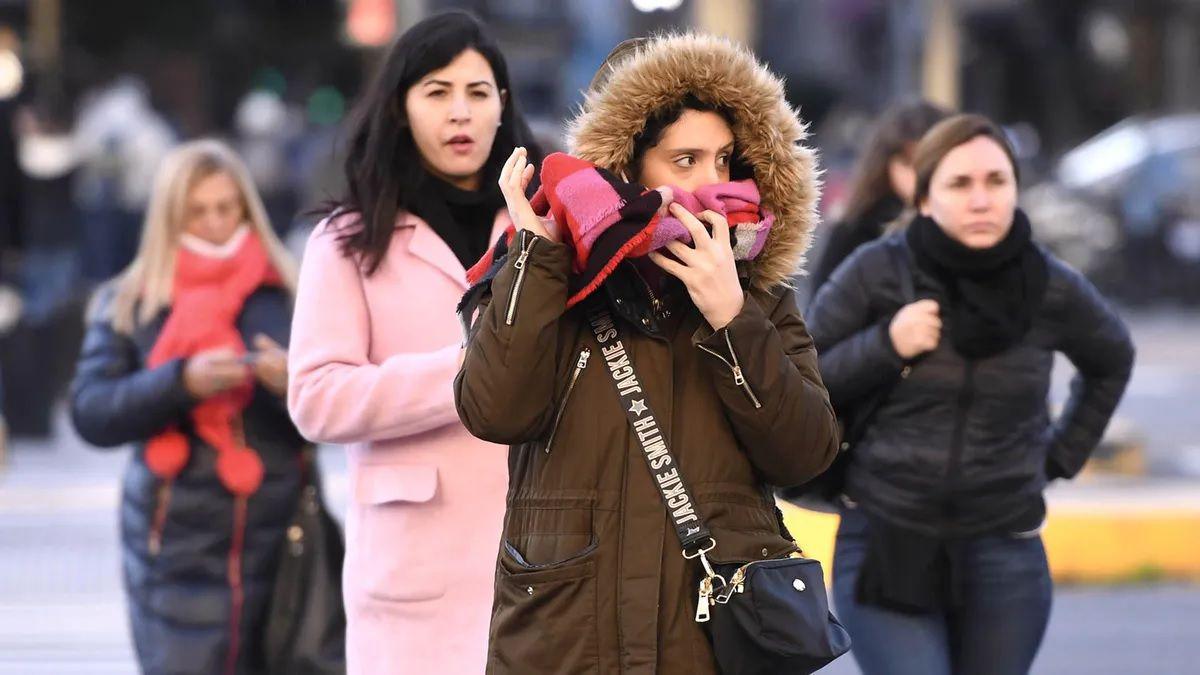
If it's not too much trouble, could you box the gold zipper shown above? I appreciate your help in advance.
[717,551,806,602]
[545,347,591,453]
[505,230,539,326]
[629,261,670,320]
[696,329,762,409]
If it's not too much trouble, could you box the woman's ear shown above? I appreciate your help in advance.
[918,197,930,217]
[499,89,508,127]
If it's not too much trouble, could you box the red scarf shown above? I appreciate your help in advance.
[144,230,282,496]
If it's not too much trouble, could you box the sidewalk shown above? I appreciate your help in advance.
[781,474,1200,585]
[0,416,348,675]
[2,417,1198,673]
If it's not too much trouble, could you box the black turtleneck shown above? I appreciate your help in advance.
[408,175,506,271]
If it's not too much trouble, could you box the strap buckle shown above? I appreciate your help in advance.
[681,536,716,560]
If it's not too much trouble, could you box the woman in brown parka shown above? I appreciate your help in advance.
[455,33,839,674]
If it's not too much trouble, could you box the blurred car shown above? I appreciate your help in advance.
[1047,114,1200,305]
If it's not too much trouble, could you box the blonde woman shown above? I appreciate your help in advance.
[69,140,322,674]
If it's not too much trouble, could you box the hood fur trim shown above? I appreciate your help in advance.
[566,32,821,288]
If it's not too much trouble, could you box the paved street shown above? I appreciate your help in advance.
[2,309,1198,673]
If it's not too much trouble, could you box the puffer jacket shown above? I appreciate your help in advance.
[70,285,307,675]
[807,233,1135,536]
[454,33,839,674]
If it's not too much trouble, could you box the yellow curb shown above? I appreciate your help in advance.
[779,502,1200,584]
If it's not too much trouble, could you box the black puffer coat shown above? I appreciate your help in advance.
[70,286,306,675]
[808,197,903,294]
[808,233,1134,536]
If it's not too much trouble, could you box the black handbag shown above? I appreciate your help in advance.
[587,305,851,675]
[780,240,916,512]
[263,449,347,675]
[709,556,850,675]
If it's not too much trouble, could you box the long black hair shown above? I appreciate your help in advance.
[334,10,541,275]
[840,99,949,224]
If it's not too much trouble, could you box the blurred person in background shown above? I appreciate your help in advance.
[1,93,85,439]
[286,11,540,674]
[808,114,1134,675]
[69,140,317,674]
[235,90,304,238]
[0,96,15,463]
[455,34,838,673]
[73,75,176,282]
[809,100,950,293]
[14,93,81,324]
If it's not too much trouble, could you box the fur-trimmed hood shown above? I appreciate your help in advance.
[566,32,821,288]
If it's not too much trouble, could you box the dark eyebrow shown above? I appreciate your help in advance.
[421,79,494,89]
[666,142,735,155]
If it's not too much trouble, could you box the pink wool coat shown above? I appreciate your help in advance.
[288,211,509,674]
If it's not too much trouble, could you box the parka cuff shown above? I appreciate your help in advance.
[166,357,200,410]
[874,320,905,368]
[691,290,768,356]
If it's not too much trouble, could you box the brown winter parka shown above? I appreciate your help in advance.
[455,33,839,674]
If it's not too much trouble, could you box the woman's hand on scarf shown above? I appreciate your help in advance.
[500,147,559,243]
[648,203,744,329]
[183,347,249,399]
[250,334,288,397]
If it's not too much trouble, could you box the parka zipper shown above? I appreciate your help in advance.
[696,329,762,409]
[148,481,172,556]
[505,229,539,326]
[545,348,591,453]
[943,360,977,514]
[223,495,249,675]
[626,260,671,321]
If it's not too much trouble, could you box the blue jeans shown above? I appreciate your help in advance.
[832,506,1052,675]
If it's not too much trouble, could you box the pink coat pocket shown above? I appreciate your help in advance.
[350,464,447,602]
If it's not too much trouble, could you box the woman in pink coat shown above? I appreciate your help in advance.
[287,12,541,674]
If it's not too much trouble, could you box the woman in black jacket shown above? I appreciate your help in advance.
[69,140,324,674]
[809,100,948,294]
[808,114,1134,675]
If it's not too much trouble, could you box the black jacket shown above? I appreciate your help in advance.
[808,198,904,295]
[808,234,1134,536]
[70,285,306,675]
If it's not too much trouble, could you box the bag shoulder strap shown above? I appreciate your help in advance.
[586,305,714,558]
[889,237,915,304]
[843,238,916,448]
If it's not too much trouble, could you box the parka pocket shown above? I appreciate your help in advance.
[504,497,597,567]
[488,497,600,673]
[490,540,600,674]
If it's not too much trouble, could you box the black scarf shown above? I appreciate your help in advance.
[856,513,968,614]
[409,175,505,271]
[905,209,1048,359]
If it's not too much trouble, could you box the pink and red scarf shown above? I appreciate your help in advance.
[466,152,773,308]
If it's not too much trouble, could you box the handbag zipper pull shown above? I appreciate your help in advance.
[695,576,713,623]
[695,588,711,623]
